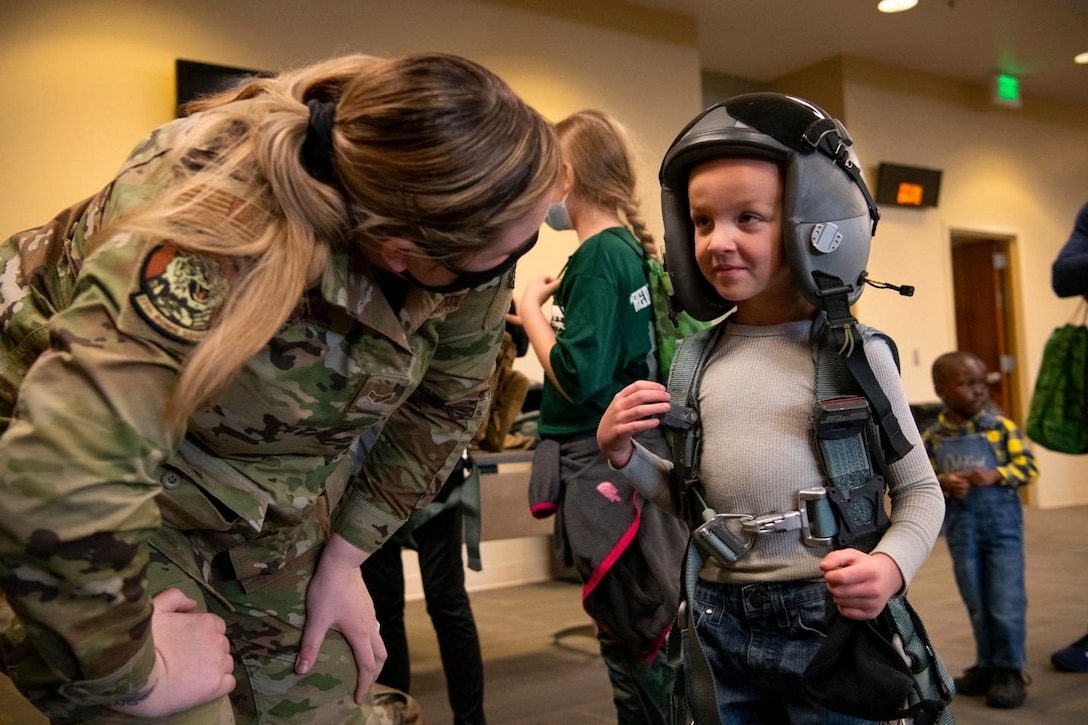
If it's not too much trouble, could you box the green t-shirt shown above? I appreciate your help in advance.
[539,227,655,437]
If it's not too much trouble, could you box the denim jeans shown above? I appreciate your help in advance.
[944,484,1027,670]
[688,578,876,725]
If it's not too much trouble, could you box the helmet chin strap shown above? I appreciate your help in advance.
[812,271,858,331]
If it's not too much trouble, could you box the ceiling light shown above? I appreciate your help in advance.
[878,0,919,12]
[1075,52,1088,65]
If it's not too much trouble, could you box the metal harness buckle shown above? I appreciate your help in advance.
[695,487,840,566]
[798,488,836,546]
[742,510,803,534]
[693,513,753,566]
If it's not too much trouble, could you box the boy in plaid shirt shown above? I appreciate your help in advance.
[922,350,1038,709]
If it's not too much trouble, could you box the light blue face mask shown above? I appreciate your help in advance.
[544,197,573,231]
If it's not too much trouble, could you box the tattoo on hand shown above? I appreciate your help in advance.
[109,681,155,707]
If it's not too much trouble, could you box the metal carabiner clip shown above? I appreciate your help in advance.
[693,513,754,565]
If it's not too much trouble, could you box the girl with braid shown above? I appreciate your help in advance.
[520,110,688,725]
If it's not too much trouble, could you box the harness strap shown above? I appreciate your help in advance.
[667,539,721,725]
[838,326,913,462]
[885,596,956,724]
[812,277,913,463]
[812,317,892,550]
[664,323,726,525]
[810,319,955,721]
[662,324,724,725]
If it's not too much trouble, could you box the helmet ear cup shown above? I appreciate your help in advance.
[783,153,874,308]
[661,186,734,322]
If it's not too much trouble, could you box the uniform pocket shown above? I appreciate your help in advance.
[156,464,238,531]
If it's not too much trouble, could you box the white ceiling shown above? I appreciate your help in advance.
[628,0,1088,108]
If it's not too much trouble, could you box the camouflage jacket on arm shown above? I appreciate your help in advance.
[0,114,509,706]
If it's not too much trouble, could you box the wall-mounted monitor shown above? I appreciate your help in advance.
[874,162,943,208]
[175,59,268,116]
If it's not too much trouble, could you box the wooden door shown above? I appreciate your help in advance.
[950,236,1019,420]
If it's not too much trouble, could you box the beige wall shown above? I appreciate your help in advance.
[1,2,1086,524]
[0,0,701,234]
[837,61,1088,509]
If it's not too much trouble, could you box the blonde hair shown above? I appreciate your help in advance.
[555,110,658,260]
[115,53,560,423]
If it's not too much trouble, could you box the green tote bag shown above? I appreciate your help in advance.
[1027,301,1088,454]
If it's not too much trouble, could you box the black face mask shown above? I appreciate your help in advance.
[404,231,538,295]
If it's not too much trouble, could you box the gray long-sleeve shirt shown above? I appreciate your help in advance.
[620,319,945,588]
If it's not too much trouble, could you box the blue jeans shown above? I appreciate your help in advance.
[944,484,1027,670]
[688,578,876,724]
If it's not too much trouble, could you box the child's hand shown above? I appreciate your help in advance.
[819,550,904,621]
[522,276,560,307]
[938,472,970,499]
[964,468,1001,487]
[597,380,671,468]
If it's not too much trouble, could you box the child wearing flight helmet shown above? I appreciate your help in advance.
[597,94,947,723]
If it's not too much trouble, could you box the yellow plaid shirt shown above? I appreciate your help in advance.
[921,409,1039,488]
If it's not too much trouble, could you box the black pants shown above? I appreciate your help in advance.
[362,469,486,725]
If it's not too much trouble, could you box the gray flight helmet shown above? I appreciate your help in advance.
[659,93,880,321]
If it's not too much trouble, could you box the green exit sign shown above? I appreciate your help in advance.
[993,73,1022,108]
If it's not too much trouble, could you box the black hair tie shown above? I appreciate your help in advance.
[300,99,340,188]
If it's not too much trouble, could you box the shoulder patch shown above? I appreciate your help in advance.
[131,244,233,342]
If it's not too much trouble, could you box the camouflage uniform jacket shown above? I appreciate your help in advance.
[0,115,510,706]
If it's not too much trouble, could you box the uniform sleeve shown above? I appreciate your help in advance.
[333,274,513,553]
[863,337,946,586]
[0,236,192,705]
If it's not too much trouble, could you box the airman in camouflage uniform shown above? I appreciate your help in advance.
[0,52,559,723]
